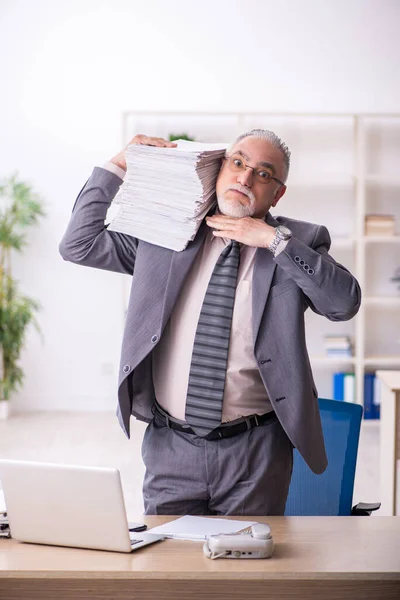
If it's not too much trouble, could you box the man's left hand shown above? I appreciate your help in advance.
[206,215,276,248]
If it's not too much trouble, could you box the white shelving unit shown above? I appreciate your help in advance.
[122,111,400,407]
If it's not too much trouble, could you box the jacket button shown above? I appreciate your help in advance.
[299,260,305,266]
[308,268,315,275]
[151,335,158,343]
[294,256,301,262]
[123,365,131,373]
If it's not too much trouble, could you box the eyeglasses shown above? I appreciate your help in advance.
[223,154,285,186]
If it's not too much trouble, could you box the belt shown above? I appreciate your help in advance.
[152,403,276,441]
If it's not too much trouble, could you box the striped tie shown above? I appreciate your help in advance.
[185,240,241,436]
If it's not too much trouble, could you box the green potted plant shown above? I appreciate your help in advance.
[0,173,45,418]
[168,133,196,142]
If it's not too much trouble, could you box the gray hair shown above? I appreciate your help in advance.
[230,129,291,183]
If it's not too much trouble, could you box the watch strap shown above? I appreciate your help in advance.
[268,228,284,256]
[274,238,290,257]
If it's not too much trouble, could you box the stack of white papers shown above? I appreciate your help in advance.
[107,140,228,251]
[147,515,256,542]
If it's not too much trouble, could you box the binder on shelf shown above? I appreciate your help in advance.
[363,373,375,419]
[344,373,356,403]
[372,375,381,419]
[333,372,345,401]
[332,372,356,403]
[373,376,381,408]
[363,373,380,420]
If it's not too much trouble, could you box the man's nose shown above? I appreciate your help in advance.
[237,166,253,187]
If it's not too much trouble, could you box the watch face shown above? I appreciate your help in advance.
[278,226,292,238]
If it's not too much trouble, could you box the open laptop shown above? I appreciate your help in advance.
[0,459,165,553]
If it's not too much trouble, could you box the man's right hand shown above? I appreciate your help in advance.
[109,134,177,171]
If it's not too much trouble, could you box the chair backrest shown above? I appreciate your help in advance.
[285,398,363,516]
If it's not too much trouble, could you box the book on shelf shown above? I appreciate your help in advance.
[324,335,352,357]
[326,349,353,357]
[332,371,380,419]
[365,214,396,237]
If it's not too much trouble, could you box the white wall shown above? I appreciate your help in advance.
[0,0,399,412]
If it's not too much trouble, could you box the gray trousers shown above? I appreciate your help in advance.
[141,412,293,516]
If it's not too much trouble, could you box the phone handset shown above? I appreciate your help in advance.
[203,523,274,559]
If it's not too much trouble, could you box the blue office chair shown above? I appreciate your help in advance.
[285,398,381,516]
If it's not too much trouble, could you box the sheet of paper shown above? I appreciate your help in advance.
[147,515,256,541]
[0,490,6,514]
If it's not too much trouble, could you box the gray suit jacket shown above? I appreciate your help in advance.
[60,167,361,474]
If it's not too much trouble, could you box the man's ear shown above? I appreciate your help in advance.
[271,184,286,207]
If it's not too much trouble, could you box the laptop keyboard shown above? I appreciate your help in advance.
[128,532,165,551]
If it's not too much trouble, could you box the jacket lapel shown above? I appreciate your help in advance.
[252,212,279,345]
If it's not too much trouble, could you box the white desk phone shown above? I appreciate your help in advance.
[203,522,274,559]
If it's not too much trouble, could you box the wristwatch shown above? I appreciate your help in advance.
[268,225,292,255]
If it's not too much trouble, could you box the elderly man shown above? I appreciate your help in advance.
[60,129,361,516]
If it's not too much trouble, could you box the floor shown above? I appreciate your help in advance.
[0,411,381,519]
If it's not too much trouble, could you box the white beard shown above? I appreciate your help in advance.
[216,185,256,218]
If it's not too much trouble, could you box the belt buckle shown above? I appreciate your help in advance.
[245,414,257,430]
[244,414,259,430]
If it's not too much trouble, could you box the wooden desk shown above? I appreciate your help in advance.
[376,370,400,515]
[0,516,399,600]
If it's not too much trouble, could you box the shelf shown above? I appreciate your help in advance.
[364,296,400,306]
[362,236,400,244]
[361,419,380,427]
[364,356,400,366]
[364,175,400,186]
[288,177,354,187]
[310,356,356,366]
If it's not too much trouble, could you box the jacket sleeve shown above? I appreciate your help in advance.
[59,167,138,275]
[274,224,361,321]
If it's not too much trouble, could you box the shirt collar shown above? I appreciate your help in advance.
[209,207,233,246]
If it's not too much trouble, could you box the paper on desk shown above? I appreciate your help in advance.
[147,515,256,541]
